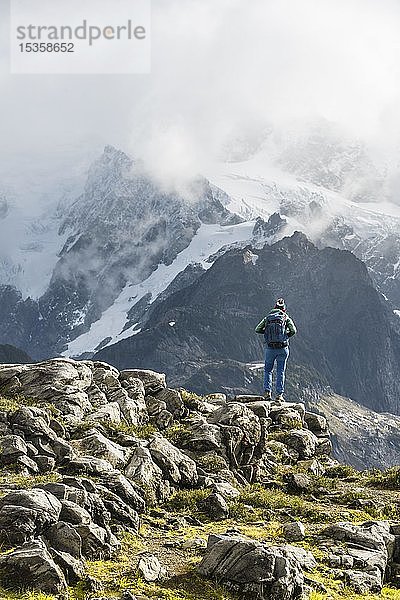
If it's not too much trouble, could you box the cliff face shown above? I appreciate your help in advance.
[95,231,400,415]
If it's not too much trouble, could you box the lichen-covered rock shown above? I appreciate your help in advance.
[0,434,27,464]
[207,403,262,467]
[125,446,170,502]
[75,523,112,559]
[321,521,395,592]
[88,402,122,424]
[45,521,83,558]
[0,358,93,419]
[178,417,222,452]
[304,412,328,434]
[283,521,306,542]
[101,472,146,513]
[60,499,92,525]
[155,388,185,418]
[66,455,117,477]
[285,472,312,493]
[197,534,304,600]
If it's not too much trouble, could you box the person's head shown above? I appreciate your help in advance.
[275,297,286,312]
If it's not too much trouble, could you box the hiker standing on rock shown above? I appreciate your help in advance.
[255,298,297,401]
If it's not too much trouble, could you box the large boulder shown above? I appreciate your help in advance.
[154,387,184,418]
[207,403,262,467]
[101,472,146,513]
[0,540,67,595]
[198,493,229,520]
[72,430,126,469]
[120,369,166,394]
[0,358,93,419]
[0,489,61,545]
[137,552,166,582]
[178,417,222,452]
[284,429,318,459]
[148,435,198,487]
[10,406,57,441]
[0,434,27,465]
[125,446,170,502]
[197,534,304,600]
[45,521,83,558]
[60,499,92,525]
[75,523,112,559]
[321,521,395,592]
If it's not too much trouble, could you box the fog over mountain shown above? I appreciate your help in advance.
[1,0,400,192]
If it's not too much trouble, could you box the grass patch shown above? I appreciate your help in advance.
[366,467,400,490]
[0,396,59,417]
[0,590,57,600]
[103,420,157,440]
[165,423,191,446]
[0,396,20,413]
[236,484,371,524]
[166,489,210,513]
[192,453,228,474]
[0,472,61,489]
[85,529,235,600]
[324,464,360,479]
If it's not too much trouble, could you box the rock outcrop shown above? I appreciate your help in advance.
[197,533,304,600]
[0,357,399,598]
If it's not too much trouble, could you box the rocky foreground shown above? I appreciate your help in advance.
[0,358,399,600]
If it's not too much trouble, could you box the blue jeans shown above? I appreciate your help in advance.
[264,346,289,394]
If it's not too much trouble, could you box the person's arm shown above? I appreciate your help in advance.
[255,317,266,334]
[286,316,297,337]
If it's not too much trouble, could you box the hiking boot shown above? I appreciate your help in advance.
[275,394,284,403]
[263,391,272,399]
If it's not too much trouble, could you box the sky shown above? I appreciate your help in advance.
[1,0,400,193]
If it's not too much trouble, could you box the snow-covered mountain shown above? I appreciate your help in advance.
[205,143,400,311]
[1,126,400,361]
[0,146,247,358]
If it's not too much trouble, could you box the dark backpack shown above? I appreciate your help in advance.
[264,311,288,346]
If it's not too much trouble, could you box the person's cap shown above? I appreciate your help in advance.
[275,298,286,310]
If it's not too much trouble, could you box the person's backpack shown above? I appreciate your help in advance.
[264,311,288,346]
